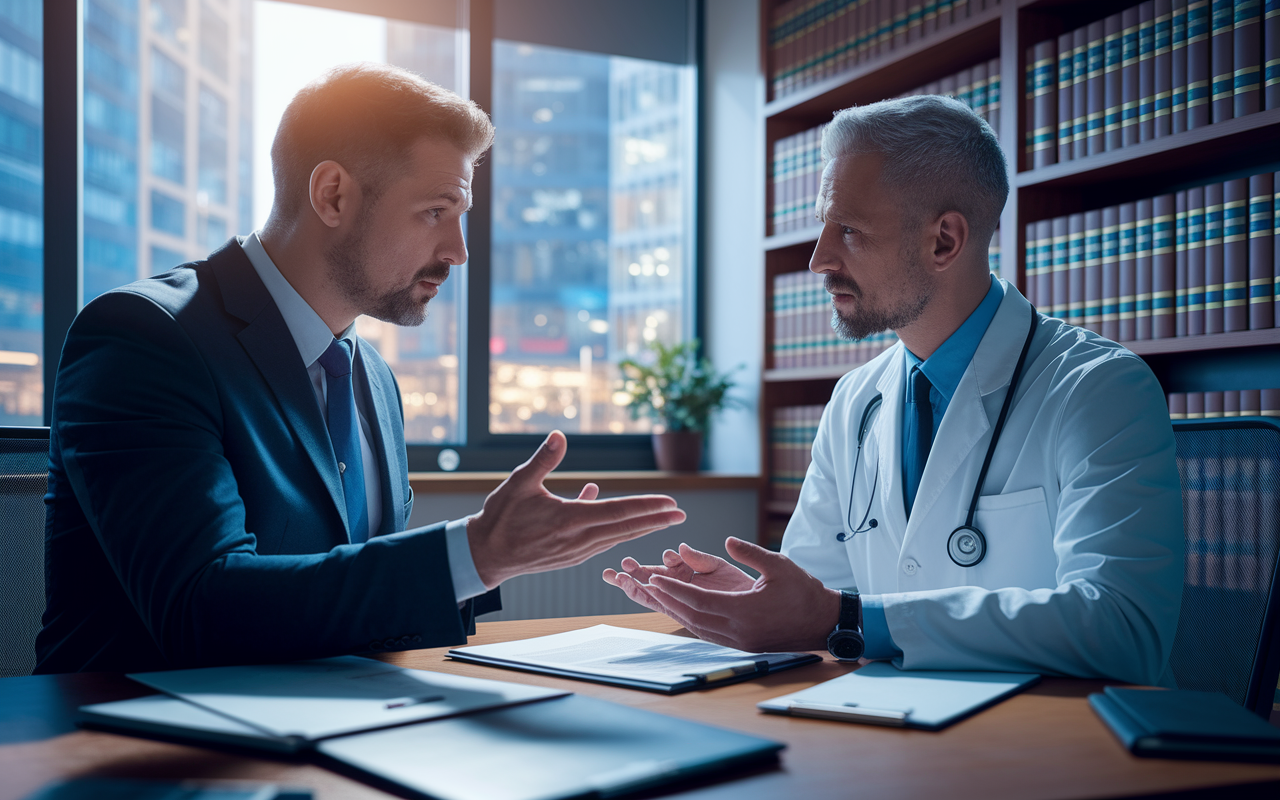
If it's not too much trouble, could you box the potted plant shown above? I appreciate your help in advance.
[617,340,741,472]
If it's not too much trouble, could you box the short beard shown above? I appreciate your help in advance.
[827,246,933,341]
[324,205,450,328]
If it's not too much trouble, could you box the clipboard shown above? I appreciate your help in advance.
[758,662,1040,730]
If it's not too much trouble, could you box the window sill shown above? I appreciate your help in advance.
[408,472,762,494]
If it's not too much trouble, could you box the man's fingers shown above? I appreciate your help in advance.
[648,573,740,617]
[577,482,600,501]
[676,543,728,573]
[508,430,568,488]
[724,536,790,576]
[619,557,660,583]
[608,571,667,613]
[661,549,685,568]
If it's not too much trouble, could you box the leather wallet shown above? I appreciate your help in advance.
[1089,686,1280,763]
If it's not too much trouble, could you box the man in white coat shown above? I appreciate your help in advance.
[603,95,1184,687]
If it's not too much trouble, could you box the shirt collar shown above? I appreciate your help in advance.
[903,273,1004,403]
[240,232,356,367]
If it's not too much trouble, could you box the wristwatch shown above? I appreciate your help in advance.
[826,590,865,661]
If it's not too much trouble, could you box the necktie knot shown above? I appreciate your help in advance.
[910,367,933,406]
[318,338,353,378]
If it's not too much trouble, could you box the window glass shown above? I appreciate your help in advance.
[0,0,41,425]
[150,189,184,236]
[490,41,694,434]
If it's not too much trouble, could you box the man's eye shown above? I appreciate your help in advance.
[841,226,856,236]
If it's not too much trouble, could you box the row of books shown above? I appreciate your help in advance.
[1026,0,1279,169]
[1167,389,1280,416]
[772,232,999,370]
[1024,170,1278,341]
[769,0,1000,100]
[771,59,1000,235]
[769,404,825,504]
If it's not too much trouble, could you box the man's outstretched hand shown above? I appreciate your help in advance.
[468,431,686,589]
[603,536,840,653]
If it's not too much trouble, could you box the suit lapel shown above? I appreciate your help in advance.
[355,341,405,535]
[209,241,349,535]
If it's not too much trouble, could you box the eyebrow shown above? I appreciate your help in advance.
[425,187,473,212]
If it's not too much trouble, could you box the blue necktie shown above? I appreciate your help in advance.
[318,338,368,544]
[904,366,934,518]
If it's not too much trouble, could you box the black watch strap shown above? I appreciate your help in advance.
[837,590,862,631]
[827,591,864,661]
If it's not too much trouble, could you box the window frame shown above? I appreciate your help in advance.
[42,0,703,473]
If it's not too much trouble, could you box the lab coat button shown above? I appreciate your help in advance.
[902,559,919,575]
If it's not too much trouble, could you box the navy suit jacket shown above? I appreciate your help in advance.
[36,239,499,674]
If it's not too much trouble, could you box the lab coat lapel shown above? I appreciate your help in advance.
[210,241,349,538]
[355,340,405,535]
[872,351,909,541]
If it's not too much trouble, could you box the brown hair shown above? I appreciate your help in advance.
[268,62,494,218]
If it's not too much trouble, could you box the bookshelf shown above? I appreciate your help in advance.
[758,0,1280,540]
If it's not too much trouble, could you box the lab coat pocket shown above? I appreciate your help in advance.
[971,486,1057,589]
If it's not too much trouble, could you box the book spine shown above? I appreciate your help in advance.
[1119,202,1138,341]
[1267,0,1280,109]
[1104,14,1126,150]
[1249,172,1274,330]
[1224,177,1250,331]
[1086,21,1107,155]
[1210,0,1235,122]
[1085,208,1104,333]
[894,0,908,49]
[1102,205,1122,340]
[1025,222,1037,306]
[1176,190,1190,336]
[988,57,1002,133]
[1122,6,1143,146]
[1139,1,1159,142]
[1187,390,1205,418]
[1187,185,1207,335]
[972,59,988,121]
[1071,27,1089,158]
[1154,0,1175,137]
[1275,171,1280,323]
[922,0,938,37]
[957,66,973,109]
[1052,216,1070,319]
[1263,388,1280,417]
[1038,218,1056,312]
[1168,391,1188,419]
[1187,0,1213,127]
[1234,0,1263,117]
[1068,212,1087,327]
[1136,197,1155,339]
[1034,39,1058,167]
[1025,45,1036,167]
[907,0,924,42]
[1153,193,1177,338]
[1242,388,1261,415]
[1172,0,1190,132]
[1205,182,1226,333]
[1058,32,1075,162]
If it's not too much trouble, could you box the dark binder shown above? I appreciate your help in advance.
[1210,0,1234,122]
[1122,6,1142,147]
[1172,0,1190,133]
[1090,687,1280,762]
[1153,193,1177,338]
[1224,177,1250,332]
[1187,0,1212,127]
[1234,0,1263,117]
[1205,182,1225,333]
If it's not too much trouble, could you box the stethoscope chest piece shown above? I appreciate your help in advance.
[947,525,987,567]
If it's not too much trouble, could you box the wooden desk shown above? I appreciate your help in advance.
[3,613,1279,800]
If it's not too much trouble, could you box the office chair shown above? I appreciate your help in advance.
[1167,418,1280,719]
[0,426,50,678]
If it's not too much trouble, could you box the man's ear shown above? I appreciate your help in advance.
[309,160,355,229]
[930,211,970,273]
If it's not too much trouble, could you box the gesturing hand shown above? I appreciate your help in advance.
[467,431,686,589]
[603,536,840,653]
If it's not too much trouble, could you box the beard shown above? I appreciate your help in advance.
[324,218,450,328]
[826,246,933,341]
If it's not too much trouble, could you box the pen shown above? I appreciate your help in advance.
[384,694,445,709]
[684,660,768,684]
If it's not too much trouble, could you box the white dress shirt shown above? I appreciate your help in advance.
[240,233,487,602]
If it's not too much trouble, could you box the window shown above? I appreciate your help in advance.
[27,0,698,467]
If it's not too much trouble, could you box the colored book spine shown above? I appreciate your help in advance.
[1204,182,1226,333]
[1068,212,1087,327]
[1052,216,1070,319]
[1084,209,1104,333]
[989,223,1001,278]
[1136,197,1155,339]
[1153,193,1177,338]
[1187,0,1213,127]
[1223,177,1251,331]
[1248,172,1274,330]
[1087,21,1108,154]
[1154,0,1175,137]
[1275,171,1280,323]
[987,57,1002,132]
[1104,14,1126,150]
[1176,190,1190,336]
[1139,1,1159,142]
[1058,32,1075,162]
[1172,0,1190,133]
[1267,0,1280,109]
[1187,185,1207,335]
[1102,205,1122,340]
[1038,218,1055,312]
[1122,6,1143,146]
[1033,39,1057,168]
[1072,27,1089,158]
[1210,0,1235,122]
[1168,392,1188,419]
[1234,0,1263,117]
[1119,202,1139,341]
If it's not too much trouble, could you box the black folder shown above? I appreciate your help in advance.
[1089,687,1280,763]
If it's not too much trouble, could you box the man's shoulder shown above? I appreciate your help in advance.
[77,240,247,326]
[1033,318,1162,407]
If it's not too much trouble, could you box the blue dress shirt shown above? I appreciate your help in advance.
[862,274,1005,659]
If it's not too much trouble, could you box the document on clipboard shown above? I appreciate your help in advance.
[758,662,1040,730]
[448,624,821,694]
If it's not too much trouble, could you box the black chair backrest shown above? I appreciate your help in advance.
[0,426,49,677]
[1168,418,1280,718]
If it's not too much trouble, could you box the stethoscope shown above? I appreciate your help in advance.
[837,306,1040,568]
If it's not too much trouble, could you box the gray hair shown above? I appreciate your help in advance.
[821,95,1008,244]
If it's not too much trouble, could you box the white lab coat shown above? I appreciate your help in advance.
[782,281,1184,686]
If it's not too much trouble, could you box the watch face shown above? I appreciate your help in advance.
[828,629,865,661]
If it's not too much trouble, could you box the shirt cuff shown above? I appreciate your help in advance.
[861,595,902,660]
[445,518,487,602]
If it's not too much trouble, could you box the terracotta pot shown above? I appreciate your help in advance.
[652,430,703,472]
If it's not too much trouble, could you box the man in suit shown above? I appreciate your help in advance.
[36,63,685,674]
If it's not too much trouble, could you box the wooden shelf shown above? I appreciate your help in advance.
[764,226,820,252]
[764,363,859,382]
[763,3,1002,122]
[1015,108,1280,192]
[1119,328,1280,357]
[765,499,797,516]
